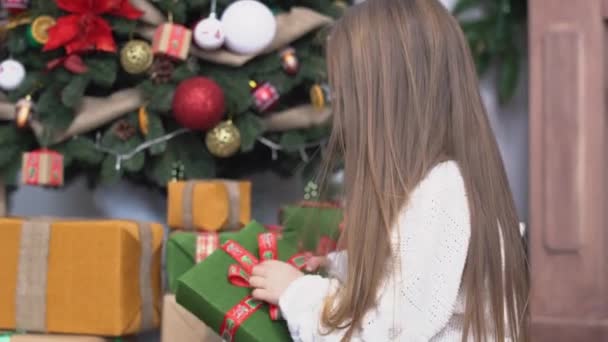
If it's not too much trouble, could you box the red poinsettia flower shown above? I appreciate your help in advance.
[44,0,143,54]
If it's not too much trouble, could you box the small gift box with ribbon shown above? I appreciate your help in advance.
[152,23,192,61]
[167,180,251,232]
[21,149,63,187]
[279,201,343,255]
[176,221,307,342]
[1,0,29,11]
[0,218,163,336]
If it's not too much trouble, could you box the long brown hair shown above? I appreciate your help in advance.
[319,0,529,341]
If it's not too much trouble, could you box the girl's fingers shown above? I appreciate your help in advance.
[252,288,273,303]
[249,275,266,289]
[251,265,266,276]
[305,256,327,272]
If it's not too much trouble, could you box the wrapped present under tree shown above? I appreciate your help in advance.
[0,218,163,336]
[176,221,308,342]
[0,332,123,341]
[161,294,222,342]
[167,180,251,232]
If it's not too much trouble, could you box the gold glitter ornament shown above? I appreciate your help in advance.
[120,40,154,74]
[205,120,241,158]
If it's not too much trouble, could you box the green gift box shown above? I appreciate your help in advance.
[176,221,305,342]
[280,203,343,254]
[166,231,240,293]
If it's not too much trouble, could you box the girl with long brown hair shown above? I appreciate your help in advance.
[249,0,529,340]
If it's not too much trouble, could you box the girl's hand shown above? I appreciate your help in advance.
[250,260,304,305]
[305,256,328,272]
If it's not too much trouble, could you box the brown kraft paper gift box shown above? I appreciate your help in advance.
[161,294,221,342]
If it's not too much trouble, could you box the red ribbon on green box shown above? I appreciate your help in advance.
[219,233,309,342]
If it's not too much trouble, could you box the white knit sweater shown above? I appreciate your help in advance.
[279,161,471,341]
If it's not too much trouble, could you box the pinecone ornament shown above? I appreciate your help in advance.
[113,119,137,141]
[148,56,174,84]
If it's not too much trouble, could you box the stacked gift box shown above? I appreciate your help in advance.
[0,218,163,341]
[0,177,343,342]
[163,179,253,341]
[167,189,343,342]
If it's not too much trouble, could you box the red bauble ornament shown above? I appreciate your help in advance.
[172,77,226,130]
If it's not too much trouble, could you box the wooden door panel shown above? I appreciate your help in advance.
[530,0,607,339]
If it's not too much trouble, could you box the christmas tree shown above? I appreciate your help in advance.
[0,0,344,189]
[0,0,526,192]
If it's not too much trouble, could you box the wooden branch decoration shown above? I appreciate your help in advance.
[263,105,332,132]
[138,7,333,67]
[0,88,144,144]
[132,0,165,26]
[0,101,12,121]
[50,88,145,143]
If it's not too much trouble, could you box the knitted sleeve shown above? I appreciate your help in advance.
[279,161,471,341]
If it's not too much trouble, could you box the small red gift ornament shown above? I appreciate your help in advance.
[21,149,64,187]
[1,0,29,12]
[251,81,279,113]
[152,23,192,61]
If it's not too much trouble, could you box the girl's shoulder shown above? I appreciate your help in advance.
[415,160,466,198]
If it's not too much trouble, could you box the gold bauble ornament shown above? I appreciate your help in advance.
[205,120,241,158]
[120,40,154,74]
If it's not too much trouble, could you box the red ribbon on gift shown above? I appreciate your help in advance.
[219,233,309,342]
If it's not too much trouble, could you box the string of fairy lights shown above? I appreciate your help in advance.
[76,129,327,171]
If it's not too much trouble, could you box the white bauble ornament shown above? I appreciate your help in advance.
[194,13,225,50]
[221,0,276,55]
[0,59,26,91]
